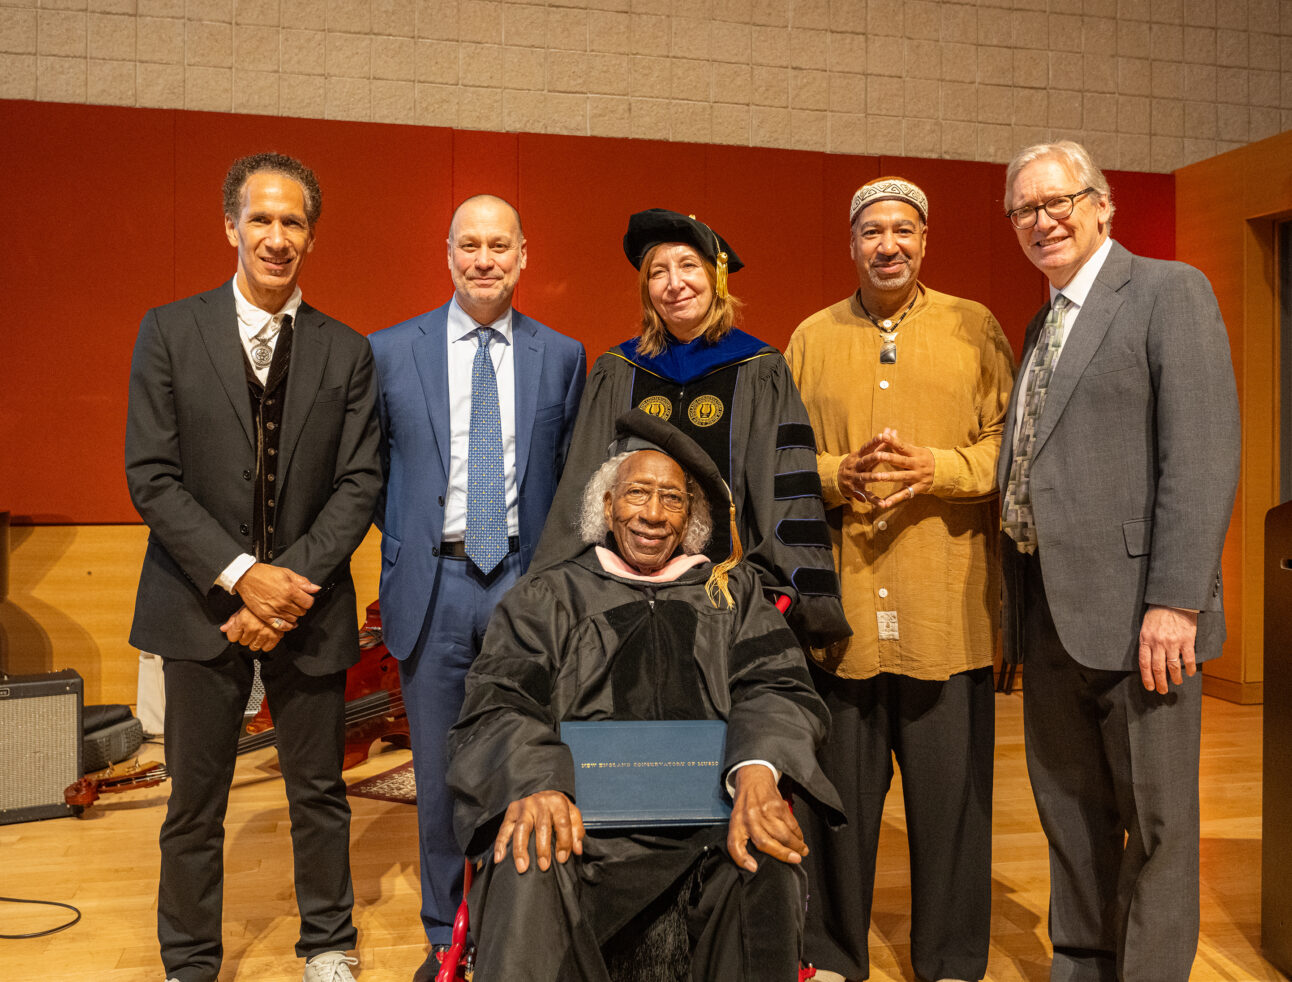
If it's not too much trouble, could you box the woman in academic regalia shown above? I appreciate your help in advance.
[532,208,850,649]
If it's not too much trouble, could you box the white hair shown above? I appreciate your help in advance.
[1004,139,1115,229]
[579,451,712,556]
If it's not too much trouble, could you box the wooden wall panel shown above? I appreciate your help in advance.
[1176,148,1252,699]
[1176,127,1292,703]
[0,524,382,704]
[0,524,148,703]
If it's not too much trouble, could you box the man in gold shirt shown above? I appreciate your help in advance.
[785,177,1015,982]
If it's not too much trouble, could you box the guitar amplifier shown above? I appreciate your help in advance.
[0,669,83,824]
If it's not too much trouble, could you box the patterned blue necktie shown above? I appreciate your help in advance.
[465,327,507,573]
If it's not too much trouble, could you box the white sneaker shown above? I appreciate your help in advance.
[303,951,359,982]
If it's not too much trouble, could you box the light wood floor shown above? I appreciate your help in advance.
[1,693,1282,982]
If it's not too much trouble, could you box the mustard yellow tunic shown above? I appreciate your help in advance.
[785,287,1016,681]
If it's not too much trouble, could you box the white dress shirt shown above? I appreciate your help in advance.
[441,296,520,541]
[1012,235,1114,450]
[233,278,302,385]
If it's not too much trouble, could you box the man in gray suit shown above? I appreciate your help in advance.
[999,140,1240,981]
[126,153,381,982]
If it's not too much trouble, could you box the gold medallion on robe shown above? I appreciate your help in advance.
[637,395,673,420]
[687,395,724,427]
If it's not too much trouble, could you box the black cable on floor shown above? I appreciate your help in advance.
[0,895,82,938]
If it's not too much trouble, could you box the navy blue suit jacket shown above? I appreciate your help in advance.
[369,301,586,660]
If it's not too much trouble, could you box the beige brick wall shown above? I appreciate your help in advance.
[1,0,1288,171]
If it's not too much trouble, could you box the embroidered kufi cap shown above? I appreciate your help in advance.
[609,408,743,608]
[849,176,929,225]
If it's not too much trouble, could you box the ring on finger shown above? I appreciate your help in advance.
[906,486,915,500]
[272,617,283,629]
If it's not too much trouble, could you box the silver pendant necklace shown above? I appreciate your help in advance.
[251,339,275,368]
[251,320,282,368]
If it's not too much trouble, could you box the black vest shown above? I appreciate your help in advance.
[243,316,293,561]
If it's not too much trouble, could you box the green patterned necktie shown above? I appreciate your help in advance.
[1003,295,1069,554]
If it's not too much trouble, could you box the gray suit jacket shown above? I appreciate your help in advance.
[998,240,1240,671]
[125,282,382,675]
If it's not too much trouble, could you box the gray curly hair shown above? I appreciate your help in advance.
[580,451,712,556]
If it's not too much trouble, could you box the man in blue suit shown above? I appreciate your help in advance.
[369,194,586,980]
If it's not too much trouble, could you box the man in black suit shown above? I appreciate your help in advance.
[126,152,381,982]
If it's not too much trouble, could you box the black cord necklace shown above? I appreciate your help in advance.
[858,289,919,364]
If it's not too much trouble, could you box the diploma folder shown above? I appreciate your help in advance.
[560,720,732,829]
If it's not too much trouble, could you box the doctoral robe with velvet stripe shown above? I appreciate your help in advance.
[531,330,850,650]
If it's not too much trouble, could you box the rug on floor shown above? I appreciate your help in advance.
[347,760,416,804]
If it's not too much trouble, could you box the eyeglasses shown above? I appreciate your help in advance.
[615,483,690,512]
[1006,187,1097,230]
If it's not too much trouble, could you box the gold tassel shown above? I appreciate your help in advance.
[715,250,729,300]
[705,502,743,609]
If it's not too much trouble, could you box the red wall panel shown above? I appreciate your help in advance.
[168,111,455,331]
[516,133,708,361]
[1,102,176,524]
[1102,168,1176,262]
[702,143,829,351]
[0,100,1176,524]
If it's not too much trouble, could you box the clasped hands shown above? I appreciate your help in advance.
[492,763,806,875]
[838,428,935,509]
[220,562,319,652]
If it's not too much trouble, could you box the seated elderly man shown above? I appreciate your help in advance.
[447,409,844,982]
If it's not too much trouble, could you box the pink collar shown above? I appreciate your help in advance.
[595,546,709,583]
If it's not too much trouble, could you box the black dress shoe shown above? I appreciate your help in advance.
[411,949,442,982]
[412,944,475,982]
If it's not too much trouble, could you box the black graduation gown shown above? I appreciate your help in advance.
[530,330,851,650]
[446,550,844,980]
